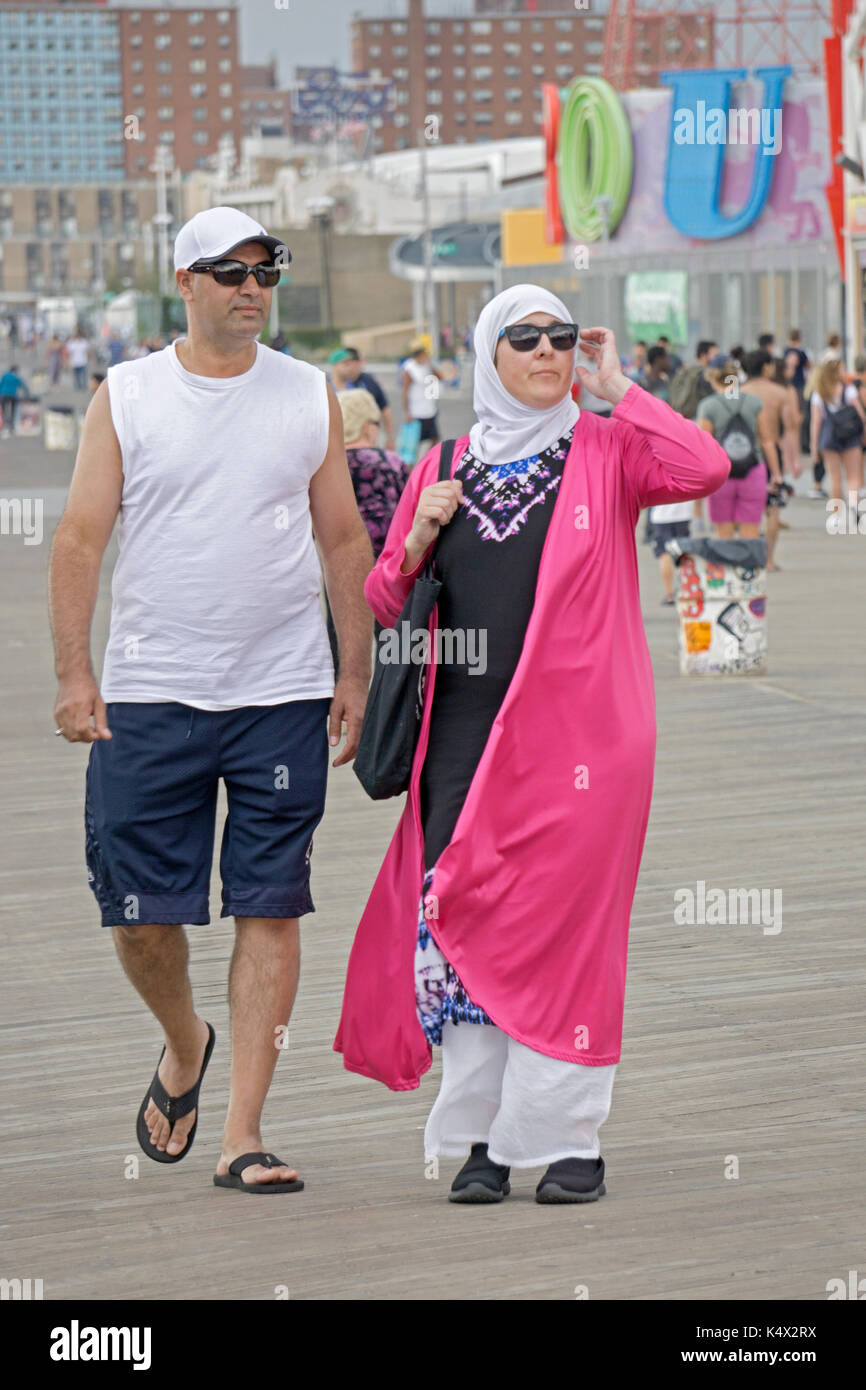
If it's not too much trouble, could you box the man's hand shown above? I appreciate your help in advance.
[54,674,112,742]
[575,327,633,407]
[328,674,368,767]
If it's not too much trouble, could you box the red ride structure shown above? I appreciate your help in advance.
[602,0,834,91]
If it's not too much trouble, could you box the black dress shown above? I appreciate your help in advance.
[420,427,574,868]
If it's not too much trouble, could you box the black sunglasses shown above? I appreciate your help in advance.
[190,259,281,288]
[497,322,579,352]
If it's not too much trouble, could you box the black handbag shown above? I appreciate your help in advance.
[353,439,456,800]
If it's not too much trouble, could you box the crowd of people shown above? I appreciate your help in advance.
[620,327,866,592]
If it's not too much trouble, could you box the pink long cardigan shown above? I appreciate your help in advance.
[334,383,730,1090]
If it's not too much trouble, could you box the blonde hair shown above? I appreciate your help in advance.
[814,358,842,404]
[338,388,380,445]
[704,358,739,390]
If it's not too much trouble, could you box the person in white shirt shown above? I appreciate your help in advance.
[64,329,91,391]
[48,207,374,1195]
[650,499,693,605]
[401,338,445,460]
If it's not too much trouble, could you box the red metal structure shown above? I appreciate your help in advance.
[603,0,835,90]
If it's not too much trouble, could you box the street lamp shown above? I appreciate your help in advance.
[306,196,335,331]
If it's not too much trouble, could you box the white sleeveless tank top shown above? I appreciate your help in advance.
[101,340,334,709]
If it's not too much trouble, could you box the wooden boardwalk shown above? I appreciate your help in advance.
[1,408,864,1301]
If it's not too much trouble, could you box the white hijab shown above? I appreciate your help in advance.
[468,284,580,470]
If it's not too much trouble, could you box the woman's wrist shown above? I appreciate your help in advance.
[400,534,426,574]
[604,373,634,408]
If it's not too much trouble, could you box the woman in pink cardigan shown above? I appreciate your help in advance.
[334,285,729,1204]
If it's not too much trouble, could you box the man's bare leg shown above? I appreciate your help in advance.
[215,916,301,1187]
[113,923,211,1157]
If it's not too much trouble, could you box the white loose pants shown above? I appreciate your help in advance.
[424,1020,617,1168]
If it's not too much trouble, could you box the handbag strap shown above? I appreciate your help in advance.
[422,439,457,580]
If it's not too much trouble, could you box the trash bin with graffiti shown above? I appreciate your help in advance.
[665,536,768,676]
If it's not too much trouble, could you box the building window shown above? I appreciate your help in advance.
[190,82,207,97]
[427,21,440,34]
[157,106,173,120]
[157,83,171,97]
[129,34,142,48]
[426,44,441,57]
[370,22,382,36]
[474,90,492,103]
[472,43,492,55]
[393,67,408,80]
[393,46,407,58]
[217,10,231,22]
[504,43,520,56]
[427,89,442,103]
[131,60,143,74]
[189,35,206,49]
[221,106,233,121]
[155,12,170,26]
[193,107,207,121]
[505,87,522,101]
[369,45,380,57]
[155,35,172,50]
[532,66,545,76]
[156,61,171,74]
[427,68,441,79]
[532,43,544,54]
[219,83,232,96]
[471,20,491,33]
[190,60,207,73]
[474,111,493,124]
[556,42,573,53]
[474,66,492,80]
[586,18,604,30]
[188,10,205,23]
[453,44,465,55]
[556,18,573,31]
[505,111,522,126]
[555,65,572,78]
[391,22,407,35]
[218,35,231,48]
[453,90,466,102]
[504,20,521,33]
[586,41,604,55]
[219,60,232,72]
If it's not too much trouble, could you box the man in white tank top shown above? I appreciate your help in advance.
[48,207,374,1194]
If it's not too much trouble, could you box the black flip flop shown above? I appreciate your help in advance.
[213,1151,304,1194]
[135,1022,216,1164]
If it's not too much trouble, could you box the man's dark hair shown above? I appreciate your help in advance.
[696,339,717,360]
[758,332,775,351]
[743,348,772,379]
[647,345,668,368]
[344,347,360,360]
[90,372,105,384]
[9,363,18,373]
[656,335,670,345]
[788,328,802,343]
[635,339,647,347]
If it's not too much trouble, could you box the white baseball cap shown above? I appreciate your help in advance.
[173,206,290,271]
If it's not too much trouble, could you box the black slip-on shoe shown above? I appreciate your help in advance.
[535,1155,606,1204]
[448,1142,511,1203]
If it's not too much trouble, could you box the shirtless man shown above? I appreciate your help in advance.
[740,349,786,571]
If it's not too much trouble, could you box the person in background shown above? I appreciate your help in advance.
[47,333,64,387]
[268,329,291,355]
[342,347,396,451]
[89,372,105,396]
[65,326,91,391]
[727,346,747,383]
[655,335,682,374]
[758,331,776,357]
[740,349,787,570]
[809,357,865,503]
[106,331,126,367]
[820,333,845,368]
[402,337,444,458]
[777,353,803,479]
[651,498,692,606]
[637,345,670,401]
[325,388,411,672]
[0,362,29,436]
[623,340,648,379]
[696,353,773,544]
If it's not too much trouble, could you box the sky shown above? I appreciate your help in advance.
[239,0,475,78]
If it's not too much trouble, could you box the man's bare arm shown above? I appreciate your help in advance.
[48,379,122,741]
[309,384,374,765]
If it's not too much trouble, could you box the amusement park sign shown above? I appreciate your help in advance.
[544,66,794,246]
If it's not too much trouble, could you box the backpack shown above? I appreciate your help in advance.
[668,365,713,420]
[716,400,760,478]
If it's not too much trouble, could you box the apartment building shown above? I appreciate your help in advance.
[351,0,710,152]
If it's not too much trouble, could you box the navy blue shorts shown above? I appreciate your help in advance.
[84,699,331,928]
[651,519,691,558]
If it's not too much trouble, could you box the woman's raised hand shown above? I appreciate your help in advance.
[402,480,465,572]
[575,327,633,407]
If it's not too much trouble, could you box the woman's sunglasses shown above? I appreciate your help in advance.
[498,322,579,352]
[190,259,282,288]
